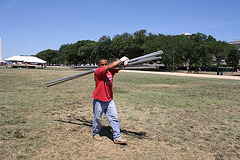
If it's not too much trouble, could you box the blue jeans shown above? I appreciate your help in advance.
[93,99,121,141]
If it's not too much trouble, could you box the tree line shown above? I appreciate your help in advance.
[36,30,240,72]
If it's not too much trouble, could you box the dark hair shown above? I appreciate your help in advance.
[97,57,107,64]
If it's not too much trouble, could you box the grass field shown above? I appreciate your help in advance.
[0,66,239,160]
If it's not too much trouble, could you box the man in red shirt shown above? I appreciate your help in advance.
[92,56,129,144]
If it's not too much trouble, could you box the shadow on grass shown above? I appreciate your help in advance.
[54,117,147,141]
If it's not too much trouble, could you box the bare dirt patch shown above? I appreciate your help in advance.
[121,70,240,80]
[142,83,181,88]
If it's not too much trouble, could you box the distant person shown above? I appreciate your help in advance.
[92,56,129,144]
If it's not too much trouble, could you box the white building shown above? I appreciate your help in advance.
[227,39,240,49]
[180,32,192,36]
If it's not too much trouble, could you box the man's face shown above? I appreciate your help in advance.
[98,59,108,67]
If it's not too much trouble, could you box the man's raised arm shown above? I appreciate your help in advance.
[105,56,129,72]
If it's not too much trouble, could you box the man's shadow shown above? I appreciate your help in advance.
[55,117,147,141]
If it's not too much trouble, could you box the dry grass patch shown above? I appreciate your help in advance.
[0,66,240,159]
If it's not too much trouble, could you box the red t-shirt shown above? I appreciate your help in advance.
[92,67,118,102]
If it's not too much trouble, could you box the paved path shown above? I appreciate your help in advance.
[121,70,240,81]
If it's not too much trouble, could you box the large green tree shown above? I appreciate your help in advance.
[142,33,165,54]
[112,32,134,59]
[160,35,192,71]
[209,41,229,74]
[58,40,93,65]
[36,49,58,64]
[35,30,239,73]
[78,41,97,65]
[131,29,147,58]
[183,33,207,72]
[92,36,113,62]
[225,47,240,72]
[181,33,217,72]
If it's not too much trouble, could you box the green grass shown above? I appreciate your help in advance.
[0,66,239,159]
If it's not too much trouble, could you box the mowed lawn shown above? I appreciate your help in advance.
[0,66,239,160]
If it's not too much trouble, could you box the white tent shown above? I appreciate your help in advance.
[4,56,47,64]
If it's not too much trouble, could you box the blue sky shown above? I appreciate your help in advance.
[1,0,240,59]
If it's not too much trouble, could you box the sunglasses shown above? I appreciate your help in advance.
[100,63,108,66]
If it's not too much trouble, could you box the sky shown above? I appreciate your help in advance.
[0,0,240,60]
